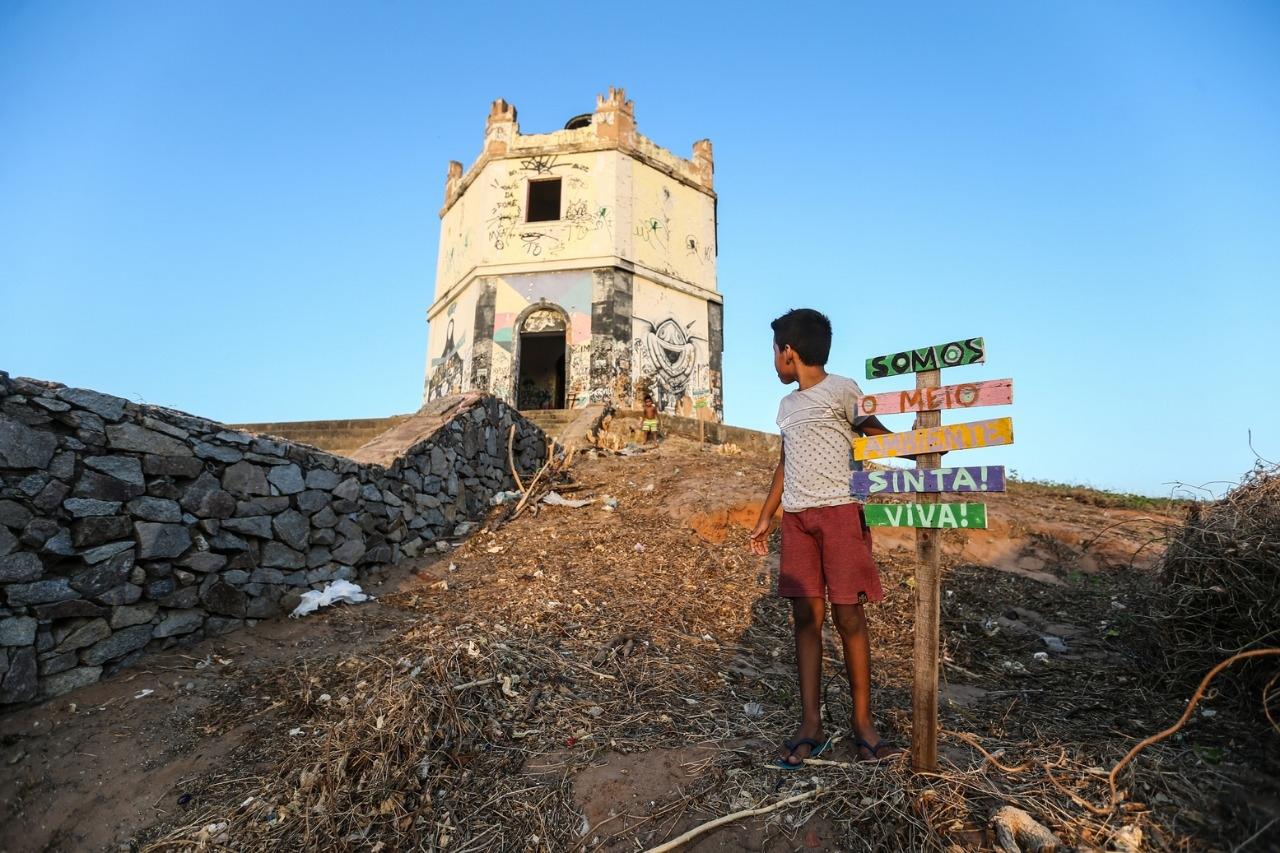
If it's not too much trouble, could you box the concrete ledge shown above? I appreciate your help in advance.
[618,410,780,456]
[229,415,414,456]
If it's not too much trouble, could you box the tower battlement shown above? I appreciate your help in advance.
[445,88,714,212]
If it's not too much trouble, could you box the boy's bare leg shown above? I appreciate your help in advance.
[830,603,896,757]
[780,596,826,765]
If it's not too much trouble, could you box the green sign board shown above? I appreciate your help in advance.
[866,337,985,380]
[863,502,988,529]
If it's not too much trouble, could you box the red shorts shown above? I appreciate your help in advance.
[779,503,883,605]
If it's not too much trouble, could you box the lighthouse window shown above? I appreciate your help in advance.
[526,178,561,222]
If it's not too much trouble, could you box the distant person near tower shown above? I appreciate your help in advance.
[748,308,905,767]
[641,395,659,443]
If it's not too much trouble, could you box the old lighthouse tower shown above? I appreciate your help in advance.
[423,88,722,420]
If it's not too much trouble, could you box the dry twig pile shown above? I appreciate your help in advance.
[1156,463,1280,701]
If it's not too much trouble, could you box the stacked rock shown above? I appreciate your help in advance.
[0,371,546,705]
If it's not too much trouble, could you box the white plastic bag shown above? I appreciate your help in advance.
[290,579,371,617]
[541,491,594,508]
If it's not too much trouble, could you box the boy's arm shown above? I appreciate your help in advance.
[749,447,784,555]
[857,413,946,459]
[857,414,891,436]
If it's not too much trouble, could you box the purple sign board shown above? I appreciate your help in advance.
[851,465,1006,500]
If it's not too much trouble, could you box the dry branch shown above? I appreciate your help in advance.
[641,788,824,853]
[1101,647,1280,811]
[507,424,526,495]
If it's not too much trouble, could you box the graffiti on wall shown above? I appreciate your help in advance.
[486,177,522,251]
[634,215,671,253]
[485,172,612,259]
[522,308,566,333]
[486,272,593,408]
[565,200,611,241]
[685,233,714,263]
[425,306,468,402]
[624,172,718,291]
[633,315,711,415]
[517,154,590,176]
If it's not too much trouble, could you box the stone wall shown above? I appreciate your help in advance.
[0,372,547,706]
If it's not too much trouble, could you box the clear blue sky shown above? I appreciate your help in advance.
[2,2,1277,497]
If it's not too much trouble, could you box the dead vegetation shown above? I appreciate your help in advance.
[110,442,1279,852]
[1155,462,1280,703]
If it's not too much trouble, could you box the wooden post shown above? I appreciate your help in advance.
[911,368,942,772]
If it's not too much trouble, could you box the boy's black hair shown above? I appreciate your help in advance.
[771,308,833,366]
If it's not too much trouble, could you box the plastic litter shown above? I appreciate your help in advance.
[290,579,371,618]
[196,822,229,845]
[1041,635,1068,653]
[490,490,522,506]
[542,491,594,508]
[743,701,765,720]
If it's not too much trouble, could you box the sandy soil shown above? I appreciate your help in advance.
[2,437,1275,852]
[0,565,425,852]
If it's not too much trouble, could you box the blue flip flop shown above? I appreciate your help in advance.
[774,737,831,770]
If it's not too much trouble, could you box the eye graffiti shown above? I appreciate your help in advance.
[634,315,704,414]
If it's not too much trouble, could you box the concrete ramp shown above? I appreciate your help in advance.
[229,414,413,457]
[347,392,491,467]
[520,405,605,448]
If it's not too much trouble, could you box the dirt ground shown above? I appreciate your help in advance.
[2,438,1276,852]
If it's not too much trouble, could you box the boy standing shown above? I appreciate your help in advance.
[749,308,902,766]
[641,395,660,443]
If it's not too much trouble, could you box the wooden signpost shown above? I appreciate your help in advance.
[855,338,1014,772]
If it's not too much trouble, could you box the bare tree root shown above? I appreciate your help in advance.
[1099,647,1280,812]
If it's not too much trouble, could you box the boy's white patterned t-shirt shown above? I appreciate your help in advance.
[776,373,870,512]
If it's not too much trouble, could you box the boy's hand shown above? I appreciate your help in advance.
[748,518,772,555]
